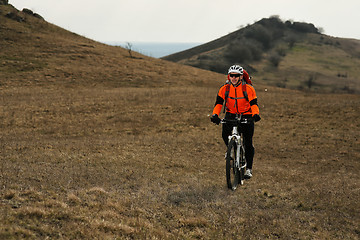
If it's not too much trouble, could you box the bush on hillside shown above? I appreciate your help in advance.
[258,16,286,39]
[285,20,319,33]
[5,11,24,22]
[292,22,318,33]
[244,24,272,50]
[32,13,44,20]
[258,15,285,29]
[0,0,8,5]
[225,43,252,63]
[22,8,44,20]
[276,47,287,57]
[268,52,282,67]
[208,62,229,74]
[22,8,33,15]
[224,39,262,63]
[286,34,297,48]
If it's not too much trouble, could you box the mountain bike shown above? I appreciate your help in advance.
[221,114,253,191]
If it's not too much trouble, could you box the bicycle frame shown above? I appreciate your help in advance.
[228,124,246,172]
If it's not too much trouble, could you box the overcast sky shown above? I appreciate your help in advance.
[9,0,360,44]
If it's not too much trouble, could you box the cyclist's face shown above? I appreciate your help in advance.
[229,72,242,85]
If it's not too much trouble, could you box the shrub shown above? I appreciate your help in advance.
[208,62,230,74]
[289,21,319,33]
[268,52,281,67]
[225,43,252,63]
[5,12,24,22]
[244,24,272,49]
[306,74,317,89]
[276,47,287,57]
[22,8,33,15]
[224,39,263,63]
[258,16,285,29]
[33,13,44,20]
[22,9,44,20]
[286,34,297,49]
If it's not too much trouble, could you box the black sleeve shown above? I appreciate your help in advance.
[215,95,224,106]
[250,98,258,106]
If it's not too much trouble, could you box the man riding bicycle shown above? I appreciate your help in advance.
[210,65,261,179]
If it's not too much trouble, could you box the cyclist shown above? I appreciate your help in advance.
[210,65,261,179]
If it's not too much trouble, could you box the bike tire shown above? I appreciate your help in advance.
[239,134,245,185]
[226,138,240,190]
[239,140,246,185]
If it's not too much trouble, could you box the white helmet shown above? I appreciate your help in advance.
[228,65,243,75]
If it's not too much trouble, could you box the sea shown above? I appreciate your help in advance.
[104,41,202,58]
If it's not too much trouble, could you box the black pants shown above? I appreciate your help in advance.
[222,113,255,169]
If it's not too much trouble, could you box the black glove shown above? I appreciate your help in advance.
[253,114,261,122]
[211,114,221,125]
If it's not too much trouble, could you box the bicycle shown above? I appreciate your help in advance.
[221,114,253,191]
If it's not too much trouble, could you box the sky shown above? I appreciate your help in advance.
[9,0,360,44]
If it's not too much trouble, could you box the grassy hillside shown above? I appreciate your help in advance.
[163,16,360,94]
[0,4,220,89]
[1,4,360,239]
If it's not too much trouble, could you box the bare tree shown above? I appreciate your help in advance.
[125,42,134,58]
[307,74,316,90]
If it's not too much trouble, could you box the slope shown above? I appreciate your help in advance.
[1,3,360,239]
[0,4,222,89]
[163,16,360,94]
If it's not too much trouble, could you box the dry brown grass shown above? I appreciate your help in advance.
[1,4,360,240]
[1,85,359,239]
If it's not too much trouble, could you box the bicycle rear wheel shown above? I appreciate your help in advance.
[226,138,240,190]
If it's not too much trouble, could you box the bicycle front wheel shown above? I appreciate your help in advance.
[226,138,240,190]
[238,133,246,185]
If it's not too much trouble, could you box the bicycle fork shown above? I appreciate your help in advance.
[228,127,239,170]
[229,126,246,171]
[238,136,247,170]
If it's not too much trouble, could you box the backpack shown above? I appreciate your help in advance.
[243,70,252,85]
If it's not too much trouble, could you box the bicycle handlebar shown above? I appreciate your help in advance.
[220,117,254,125]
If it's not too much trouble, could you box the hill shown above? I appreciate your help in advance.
[163,16,360,94]
[0,4,220,89]
[1,3,360,239]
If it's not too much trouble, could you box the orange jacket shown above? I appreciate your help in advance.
[212,82,259,116]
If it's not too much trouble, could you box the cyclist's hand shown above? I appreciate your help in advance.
[253,114,261,122]
[211,114,221,125]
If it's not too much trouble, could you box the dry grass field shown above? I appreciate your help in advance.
[1,4,360,239]
[1,84,359,239]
